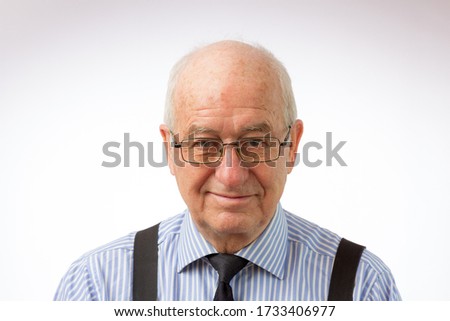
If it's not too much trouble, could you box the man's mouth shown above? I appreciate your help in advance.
[209,192,252,198]
[207,192,254,203]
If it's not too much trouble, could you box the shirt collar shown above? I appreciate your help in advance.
[236,204,287,279]
[177,211,216,273]
[177,204,288,279]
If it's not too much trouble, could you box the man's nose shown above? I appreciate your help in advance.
[214,145,249,187]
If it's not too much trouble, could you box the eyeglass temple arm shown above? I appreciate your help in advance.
[280,125,292,146]
[168,130,182,148]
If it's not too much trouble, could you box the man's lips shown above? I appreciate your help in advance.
[207,192,256,205]
[208,192,254,199]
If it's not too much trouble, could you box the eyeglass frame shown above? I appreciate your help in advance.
[169,125,293,164]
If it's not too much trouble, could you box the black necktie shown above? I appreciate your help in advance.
[207,253,248,301]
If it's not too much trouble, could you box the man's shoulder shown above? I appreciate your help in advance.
[359,247,396,279]
[70,232,136,266]
[285,211,396,292]
[283,209,341,257]
[54,232,138,300]
[283,209,392,270]
[71,211,186,264]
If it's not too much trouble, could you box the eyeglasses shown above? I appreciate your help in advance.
[171,126,292,164]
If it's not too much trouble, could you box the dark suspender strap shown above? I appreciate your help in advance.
[328,238,366,301]
[133,223,160,301]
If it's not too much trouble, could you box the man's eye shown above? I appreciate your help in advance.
[192,140,220,148]
[245,139,267,148]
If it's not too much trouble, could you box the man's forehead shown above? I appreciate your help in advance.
[178,43,276,87]
[171,42,286,135]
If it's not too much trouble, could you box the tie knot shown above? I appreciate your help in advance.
[207,254,248,283]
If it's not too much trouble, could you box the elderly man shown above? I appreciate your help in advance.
[55,40,400,301]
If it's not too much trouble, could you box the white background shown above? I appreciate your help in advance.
[1,0,449,300]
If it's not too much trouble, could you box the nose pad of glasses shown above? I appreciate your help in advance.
[220,144,238,167]
[221,145,260,169]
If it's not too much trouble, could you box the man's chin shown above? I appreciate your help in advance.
[210,213,260,236]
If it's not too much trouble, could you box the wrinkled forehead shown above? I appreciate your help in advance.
[172,45,284,131]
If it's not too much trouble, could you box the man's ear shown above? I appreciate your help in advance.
[287,119,303,173]
[159,124,175,175]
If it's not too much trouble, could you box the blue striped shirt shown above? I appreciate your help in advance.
[54,204,401,300]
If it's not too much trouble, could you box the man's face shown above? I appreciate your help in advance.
[161,46,302,251]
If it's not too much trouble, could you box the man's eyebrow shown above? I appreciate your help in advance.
[185,122,273,136]
[241,122,273,134]
[186,125,217,136]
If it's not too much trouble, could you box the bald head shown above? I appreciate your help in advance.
[164,40,297,130]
